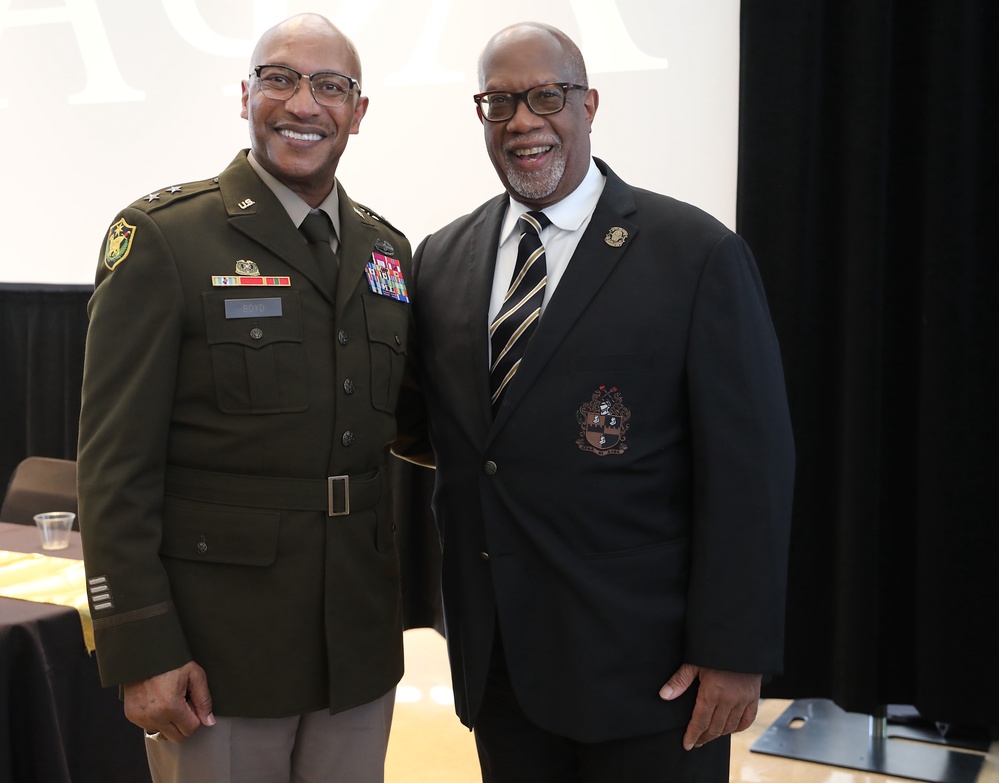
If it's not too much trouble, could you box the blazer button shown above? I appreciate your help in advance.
[343,379,355,394]
[249,327,263,340]
[338,329,349,346]
[342,431,355,446]
[483,461,497,475]
[480,551,490,561]
[395,334,402,346]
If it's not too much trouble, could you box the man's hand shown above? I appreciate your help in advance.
[123,661,215,744]
[659,664,762,750]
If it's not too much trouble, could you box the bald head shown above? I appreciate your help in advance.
[251,13,363,87]
[478,22,587,91]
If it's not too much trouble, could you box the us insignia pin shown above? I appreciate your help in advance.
[235,259,260,276]
[104,218,136,270]
[604,227,628,247]
[576,386,631,456]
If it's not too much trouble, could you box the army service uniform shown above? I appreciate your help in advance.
[78,151,413,718]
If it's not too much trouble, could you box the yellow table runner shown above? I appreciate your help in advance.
[0,549,94,652]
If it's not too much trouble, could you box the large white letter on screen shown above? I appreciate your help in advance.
[162,0,288,58]
[163,0,287,96]
[385,0,462,86]
[569,0,668,73]
[0,0,144,107]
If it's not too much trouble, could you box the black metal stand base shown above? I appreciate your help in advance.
[751,699,986,783]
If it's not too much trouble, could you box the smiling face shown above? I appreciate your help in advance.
[477,25,598,210]
[241,15,368,207]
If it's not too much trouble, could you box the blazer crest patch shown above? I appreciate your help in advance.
[576,386,631,456]
[104,218,136,270]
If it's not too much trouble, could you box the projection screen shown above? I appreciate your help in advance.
[0,0,739,284]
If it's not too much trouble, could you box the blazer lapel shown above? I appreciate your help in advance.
[491,166,639,432]
[465,199,508,433]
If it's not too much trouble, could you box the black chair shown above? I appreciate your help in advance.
[0,457,78,528]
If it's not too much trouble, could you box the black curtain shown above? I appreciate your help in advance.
[738,0,997,727]
[0,285,91,496]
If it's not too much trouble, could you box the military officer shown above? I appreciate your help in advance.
[78,14,413,783]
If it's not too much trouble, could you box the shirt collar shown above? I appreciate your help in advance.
[247,151,341,238]
[499,157,604,247]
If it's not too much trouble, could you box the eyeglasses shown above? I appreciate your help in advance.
[251,64,359,107]
[473,83,587,122]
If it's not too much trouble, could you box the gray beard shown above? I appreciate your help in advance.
[504,152,566,201]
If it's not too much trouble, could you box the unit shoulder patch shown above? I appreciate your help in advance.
[104,218,136,270]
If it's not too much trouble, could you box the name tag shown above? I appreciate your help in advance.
[224,298,283,319]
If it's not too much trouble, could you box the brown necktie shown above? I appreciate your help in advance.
[489,211,551,415]
[300,210,338,295]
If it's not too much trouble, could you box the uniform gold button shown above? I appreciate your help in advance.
[343,379,354,394]
[480,552,490,561]
[483,461,497,475]
[342,431,355,446]
[249,328,263,340]
[338,330,349,345]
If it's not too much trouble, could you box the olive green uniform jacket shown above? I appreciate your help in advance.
[78,151,413,718]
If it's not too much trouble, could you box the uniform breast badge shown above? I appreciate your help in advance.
[212,259,290,287]
[365,252,410,302]
[104,218,136,270]
[576,386,631,456]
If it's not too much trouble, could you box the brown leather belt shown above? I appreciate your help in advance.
[164,465,385,517]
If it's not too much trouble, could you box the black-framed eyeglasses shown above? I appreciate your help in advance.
[251,64,359,107]
[473,83,587,122]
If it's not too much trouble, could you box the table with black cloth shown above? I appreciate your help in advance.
[0,522,150,783]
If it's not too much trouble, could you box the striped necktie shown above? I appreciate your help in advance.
[489,211,551,414]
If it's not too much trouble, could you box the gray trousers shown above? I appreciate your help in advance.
[145,689,395,783]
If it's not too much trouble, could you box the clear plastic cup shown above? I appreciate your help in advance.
[33,512,75,550]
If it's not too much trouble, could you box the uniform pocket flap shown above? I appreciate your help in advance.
[362,295,408,354]
[203,291,303,349]
[160,498,281,566]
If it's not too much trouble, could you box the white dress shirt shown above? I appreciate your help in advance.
[488,157,606,334]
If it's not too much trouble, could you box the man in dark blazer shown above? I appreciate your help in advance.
[78,14,413,783]
[398,22,795,782]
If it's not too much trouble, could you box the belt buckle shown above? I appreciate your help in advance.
[327,475,350,517]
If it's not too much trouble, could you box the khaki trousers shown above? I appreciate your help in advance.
[145,689,395,783]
